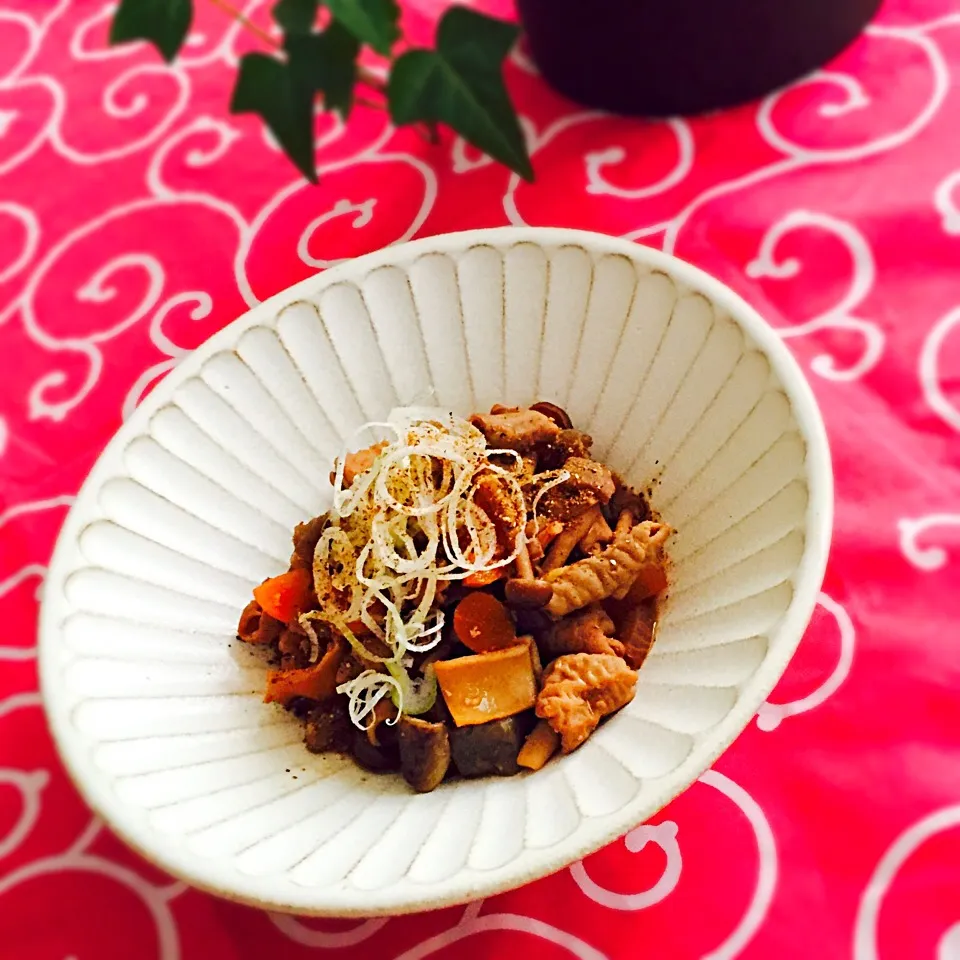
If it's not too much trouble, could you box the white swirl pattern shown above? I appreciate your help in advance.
[898,514,960,571]
[855,805,960,960]
[745,211,884,382]
[570,821,683,911]
[584,120,695,200]
[756,592,855,730]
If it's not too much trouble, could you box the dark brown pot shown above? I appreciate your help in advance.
[516,0,883,116]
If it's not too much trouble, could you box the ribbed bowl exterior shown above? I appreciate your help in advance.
[39,228,832,916]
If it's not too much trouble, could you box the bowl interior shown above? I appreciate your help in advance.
[39,229,831,916]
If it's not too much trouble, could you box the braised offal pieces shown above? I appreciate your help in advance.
[545,521,670,617]
[563,457,616,504]
[537,653,638,753]
[238,397,671,791]
[534,457,616,522]
[539,604,625,660]
[237,600,282,645]
[469,407,560,451]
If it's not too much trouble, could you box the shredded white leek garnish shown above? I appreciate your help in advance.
[304,407,557,729]
[336,670,401,729]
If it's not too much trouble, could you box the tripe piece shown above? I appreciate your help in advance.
[545,521,671,616]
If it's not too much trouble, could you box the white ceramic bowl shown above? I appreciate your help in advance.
[39,227,832,916]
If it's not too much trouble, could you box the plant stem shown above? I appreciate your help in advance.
[208,0,280,48]
[358,66,386,92]
[207,0,387,93]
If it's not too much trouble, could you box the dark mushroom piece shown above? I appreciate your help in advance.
[450,715,531,778]
[504,578,553,609]
[398,716,451,793]
[579,513,615,555]
[505,533,554,610]
[530,401,573,430]
[422,691,453,726]
[513,606,553,636]
[610,480,650,529]
[350,728,400,773]
[541,506,602,573]
[514,540,535,581]
[411,627,457,678]
[614,507,636,540]
[539,604,623,659]
[534,428,594,470]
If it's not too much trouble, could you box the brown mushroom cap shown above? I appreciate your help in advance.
[530,401,573,430]
[398,715,451,793]
[504,578,554,609]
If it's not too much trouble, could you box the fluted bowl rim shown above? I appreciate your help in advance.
[39,227,833,916]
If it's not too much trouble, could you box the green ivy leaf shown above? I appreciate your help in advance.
[325,0,399,56]
[109,0,193,63]
[286,21,360,119]
[387,7,532,181]
[273,0,319,35]
[231,53,317,183]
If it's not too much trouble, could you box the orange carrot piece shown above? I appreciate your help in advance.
[332,441,388,486]
[453,592,518,653]
[253,568,312,625]
[517,719,561,771]
[625,564,669,602]
[537,520,564,550]
[263,637,347,705]
[464,567,507,588]
[434,639,537,726]
[461,535,505,588]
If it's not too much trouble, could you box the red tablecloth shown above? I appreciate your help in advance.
[3,0,960,957]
